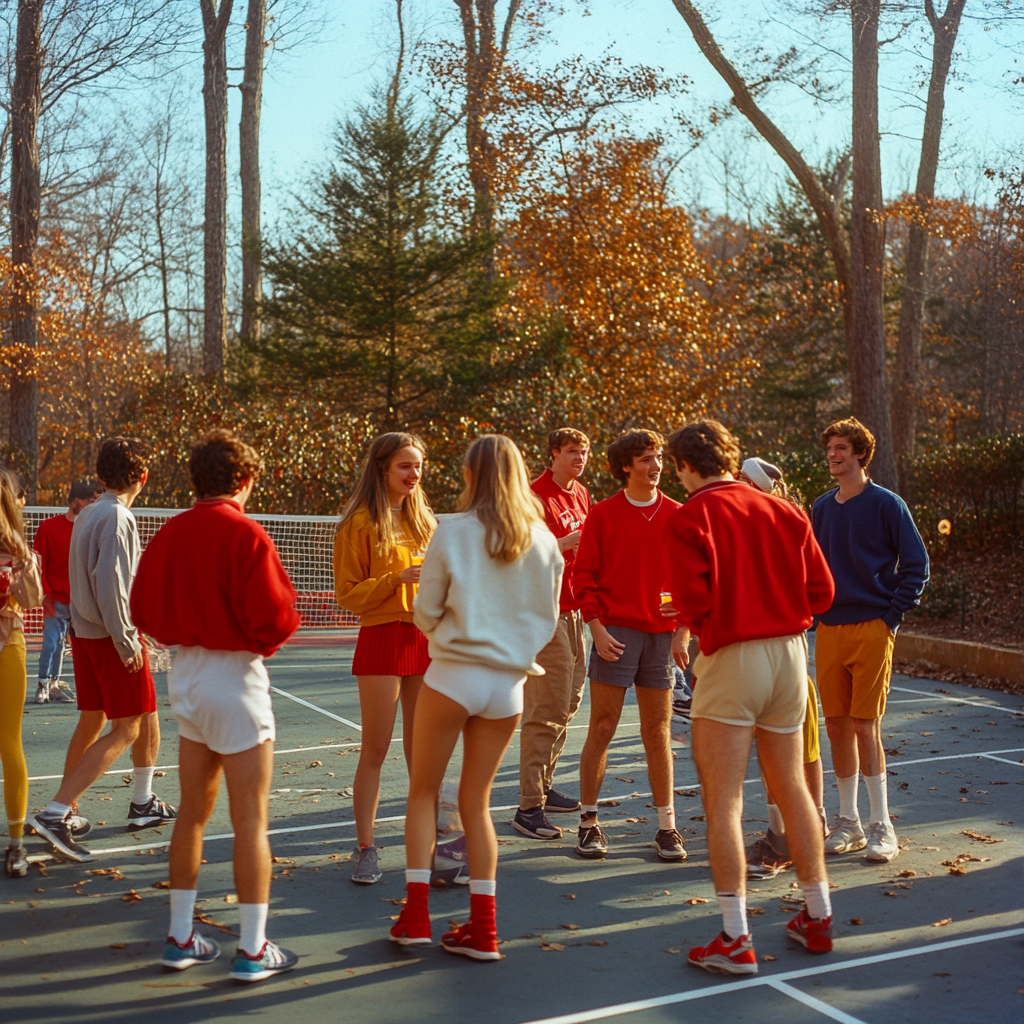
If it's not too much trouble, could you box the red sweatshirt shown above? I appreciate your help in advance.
[34,514,73,605]
[573,489,681,633]
[531,469,592,613]
[664,481,835,655]
[131,499,300,657]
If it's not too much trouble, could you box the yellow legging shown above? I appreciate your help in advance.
[0,631,27,843]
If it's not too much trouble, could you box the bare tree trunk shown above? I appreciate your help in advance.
[850,0,897,489]
[200,0,234,376]
[8,0,43,500]
[239,0,264,341]
[892,0,966,491]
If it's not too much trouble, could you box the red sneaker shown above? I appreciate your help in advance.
[389,882,432,947]
[786,909,833,953]
[687,932,758,975]
[440,893,500,961]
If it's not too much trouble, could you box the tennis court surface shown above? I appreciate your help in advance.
[2,634,1022,1024]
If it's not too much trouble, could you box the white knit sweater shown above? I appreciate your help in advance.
[413,512,562,674]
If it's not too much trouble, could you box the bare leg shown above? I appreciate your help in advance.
[132,711,161,767]
[404,687,465,870]
[459,713,520,881]
[168,737,222,891]
[54,715,142,807]
[824,715,859,778]
[222,740,275,904]
[635,687,673,806]
[853,717,884,777]
[691,718,753,896]
[578,683,626,813]
[62,711,106,779]
[353,675,401,848]
[804,757,824,811]
[398,674,423,772]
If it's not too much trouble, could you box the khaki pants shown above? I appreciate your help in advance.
[518,612,587,810]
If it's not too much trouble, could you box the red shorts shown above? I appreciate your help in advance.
[352,620,430,677]
[72,635,157,719]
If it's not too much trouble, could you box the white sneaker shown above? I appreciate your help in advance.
[34,681,50,704]
[864,820,899,862]
[823,815,866,854]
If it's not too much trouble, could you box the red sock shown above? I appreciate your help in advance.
[470,893,497,948]
[391,881,431,940]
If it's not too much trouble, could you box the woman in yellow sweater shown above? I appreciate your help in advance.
[333,433,435,885]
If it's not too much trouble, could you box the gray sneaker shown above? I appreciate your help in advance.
[864,820,899,862]
[49,682,76,703]
[350,845,382,884]
[824,815,866,855]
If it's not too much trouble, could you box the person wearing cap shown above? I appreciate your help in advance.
[736,457,827,880]
[32,479,104,703]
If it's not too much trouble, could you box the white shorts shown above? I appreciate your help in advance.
[424,660,527,720]
[169,646,276,755]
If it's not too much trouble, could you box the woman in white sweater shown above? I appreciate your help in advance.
[389,435,562,961]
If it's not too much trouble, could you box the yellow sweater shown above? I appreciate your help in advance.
[333,507,419,626]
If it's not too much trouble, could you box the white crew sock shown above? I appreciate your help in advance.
[168,889,198,944]
[132,766,156,805]
[238,903,269,956]
[837,774,860,821]
[468,878,496,896]
[580,804,599,821]
[656,805,676,832]
[44,800,71,820]
[717,893,748,941]
[405,869,431,885]
[767,803,785,835]
[802,881,832,921]
[863,772,890,825]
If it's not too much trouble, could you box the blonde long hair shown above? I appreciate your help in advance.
[459,435,545,563]
[341,433,435,558]
[0,470,29,560]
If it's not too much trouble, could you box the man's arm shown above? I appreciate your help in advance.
[885,500,930,630]
[803,525,836,617]
[411,526,449,636]
[664,513,712,634]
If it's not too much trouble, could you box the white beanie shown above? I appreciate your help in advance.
[740,457,782,494]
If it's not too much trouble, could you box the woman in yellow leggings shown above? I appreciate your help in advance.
[0,469,43,878]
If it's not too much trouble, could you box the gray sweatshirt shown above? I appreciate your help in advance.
[69,491,142,660]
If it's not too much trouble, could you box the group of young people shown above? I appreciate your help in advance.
[1,412,928,984]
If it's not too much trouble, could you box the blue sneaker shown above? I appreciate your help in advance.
[230,940,298,983]
[160,931,220,970]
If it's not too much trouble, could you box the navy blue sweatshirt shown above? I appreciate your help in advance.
[811,482,929,630]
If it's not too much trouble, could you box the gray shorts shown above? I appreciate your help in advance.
[587,625,674,689]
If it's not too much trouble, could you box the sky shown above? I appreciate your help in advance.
[240,0,1023,223]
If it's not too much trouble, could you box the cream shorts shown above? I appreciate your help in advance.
[169,646,276,755]
[424,659,528,720]
[691,634,808,733]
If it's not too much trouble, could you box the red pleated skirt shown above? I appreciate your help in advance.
[351,620,430,676]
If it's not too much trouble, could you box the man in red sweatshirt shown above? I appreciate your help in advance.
[573,429,689,862]
[663,420,836,976]
[131,430,301,984]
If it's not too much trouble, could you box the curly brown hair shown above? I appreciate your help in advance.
[666,420,740,478]
[547,427,590,459]
[189,429,264,499]
[607,429,666,483]
[820,417,875,469]
[96,437,150,492]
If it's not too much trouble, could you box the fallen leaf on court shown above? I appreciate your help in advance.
[761,955,776,962]
[884,748,901,756]
[154,771,165,777]
[561,924,580,930]
[326,772,335,777]
[690,815,705,822]
[223,894,238,903]
[960,830,1003,843]
[89,868,121,877]
[540,942,566,951]
[616,777,635,784]
[674,789,698,797]
[947,866,967,875]
[990,781,1007,785]
[97,821,105,826]
[271,856,296,865]
[309,761,323,768]
[898,870,917,877]
[849,918,864,926]
[997,822,1015,826]
[110,943,127,949]
[933,918,952,927]
[563,893,576,899]
[682,898,709,905]
[101,797,113,802]
[589,941,608,947]
[603,801,620,807]
[624,817,648,823]
[749,907,766,915]
[152,881,170,889]
[34,888,43,893]
[338,787,354,797]
[121,890,142,902]
[959,787,969,793]
[193,913,239,936]
[381,897,407,905]
[790,882,800,889]
[922,846,940,851]
[884,891,898,897]
[920,732,933,736]
[934,971,950,977]
[122,775,132,785]
[896,883,913,890]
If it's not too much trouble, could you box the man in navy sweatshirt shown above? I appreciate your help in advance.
[811,418,929,863]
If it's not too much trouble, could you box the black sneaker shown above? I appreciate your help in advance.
[544,788,581,813]
[29,812,92,862]
[654,828,687,861]
[575,822,608,859]
[5,845,28,878]
[513,807,562,840]
[127,796,178,832]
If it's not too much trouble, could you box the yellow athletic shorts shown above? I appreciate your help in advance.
[815,619,895,721]
[803,675,820,765]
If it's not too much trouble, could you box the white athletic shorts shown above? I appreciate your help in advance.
[424,659,528,720]
[168,646,276,755]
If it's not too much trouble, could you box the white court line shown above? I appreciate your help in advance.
[766,979,868,1024]
[891,686,1024,716]
[979,753,1024,767]
[270,685,362,731]
[515,928,1024,1024]
[878,747,1024,769]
